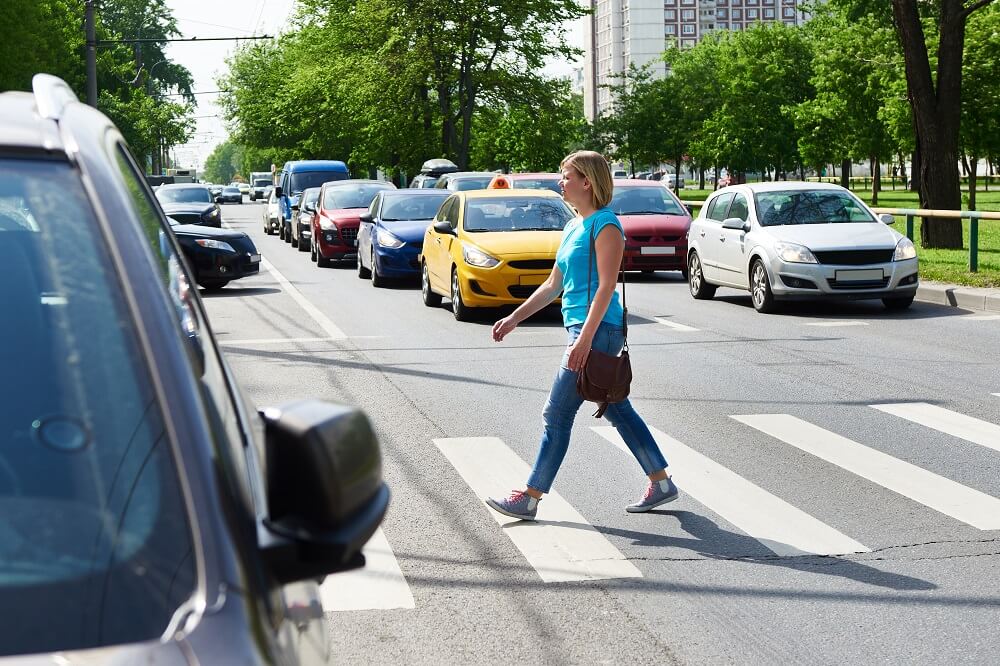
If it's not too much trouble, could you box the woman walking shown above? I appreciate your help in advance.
[486,151,677,521]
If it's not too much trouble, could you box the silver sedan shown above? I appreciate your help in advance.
[687,182,919,313]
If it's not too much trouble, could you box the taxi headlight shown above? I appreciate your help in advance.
[462,243,500,268]
[893,237,917,261]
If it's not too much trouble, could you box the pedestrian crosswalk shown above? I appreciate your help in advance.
[324,398,1000,611]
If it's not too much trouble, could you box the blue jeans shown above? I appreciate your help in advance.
[526,321,669,493]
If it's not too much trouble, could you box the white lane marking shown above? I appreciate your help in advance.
[964,314,1000,321]
[803,321,869,327]
[654,317,700,332]
[732,414,1000,530]
[319,528,414,611]
[261,257,347,340]
[993,393,1000,398]
[592,427,868,557]
[434,437,642,583]
[218,337,341,346]
[870,403,1000,454]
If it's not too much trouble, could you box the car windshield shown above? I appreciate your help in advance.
[290,170,348,193]
[253,179,270,187]
[324,183,393,210]
[381,194,449,221]
[755,190,876,226]
[452,176,495,191]
[156,187,212,204]
[0,159,195,655]
[511,178,562,194]
[223,187,240,194]
[301,187,321,207]
[610,186,687,216]
[463,197,573,232]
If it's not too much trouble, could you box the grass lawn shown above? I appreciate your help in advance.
[676,185,1000,288]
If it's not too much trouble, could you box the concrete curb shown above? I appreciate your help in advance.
[916,281,1000,312]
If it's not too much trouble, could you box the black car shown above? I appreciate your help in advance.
[290,186,321,251]
[168,217,261,290]
[217,186,243,204]
[154,184,222,227]
[0,74,388,662]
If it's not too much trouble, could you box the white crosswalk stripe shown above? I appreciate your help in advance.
[591,426,869,557]
[434,437,642,583]
[319,528,414,611]
[732,414,1000,530]
[654,316,699,332]
[870,402,1000,454]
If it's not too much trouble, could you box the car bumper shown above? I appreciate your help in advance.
[623,240,688,271]
[189,249,261,281]
[296,221,312,239]
[455,258,557,307]
[316,227,358,260]
[374,244,422,277]
[768,256,919,299]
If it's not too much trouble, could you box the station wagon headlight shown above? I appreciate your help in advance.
[893,237,917,261]
[195,238,235,252]
[377,229,405,248]
[775,241,818,264]
[462,243,500,268]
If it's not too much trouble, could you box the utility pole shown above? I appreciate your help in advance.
[85,0,97,106]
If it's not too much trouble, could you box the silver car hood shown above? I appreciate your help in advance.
[761,222,901,250]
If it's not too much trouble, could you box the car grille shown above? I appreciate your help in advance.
[813,249,894,265]
[171,213,203,224]
[508,285,540,299]
[629,235,683,243]
[339,227,358,245]
[508,259,554,270]
[829,277,890,290]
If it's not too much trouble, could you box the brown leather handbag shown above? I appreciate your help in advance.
[576,219,630,418]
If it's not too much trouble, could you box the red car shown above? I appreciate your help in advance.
[312,179,397,267]
[610,179,693,277]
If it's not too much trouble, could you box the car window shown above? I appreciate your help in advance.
[754,190,876,226]
[0,157,197,655]
[728,193,749,222]
[290,170,348,193]
[156,187,213,204]
[513,178,562,194]
[442,197,460,229]
[463,197,573,232]
[453,176,494,191]
[381,193,450,221]
[707,192,734,222]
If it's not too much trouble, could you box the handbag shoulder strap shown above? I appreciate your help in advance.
[585,215,628,343]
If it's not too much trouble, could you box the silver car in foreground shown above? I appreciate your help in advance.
[687,182,919,313]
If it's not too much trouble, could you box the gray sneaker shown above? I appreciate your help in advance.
[486,490,539,521]
[626,477,679,513]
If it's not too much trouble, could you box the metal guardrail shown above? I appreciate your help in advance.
[680,200,999,272]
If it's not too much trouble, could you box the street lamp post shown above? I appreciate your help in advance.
[85,0,97,106]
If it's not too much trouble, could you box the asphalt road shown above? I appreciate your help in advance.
[205,200,1000,665]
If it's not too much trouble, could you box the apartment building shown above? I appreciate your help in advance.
[583,0,808,121]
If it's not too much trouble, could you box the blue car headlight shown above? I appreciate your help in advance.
[377,228,405,249]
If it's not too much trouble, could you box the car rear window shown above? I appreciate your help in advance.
[156,187,212,204]
[380,193,449,221]
[0,158,195,656]
[463,196,573,232]
[511,178,562,194]
[324,183,394,210]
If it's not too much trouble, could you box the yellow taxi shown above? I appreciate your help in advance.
[420,189,576,320]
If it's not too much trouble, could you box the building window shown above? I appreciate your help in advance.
[733,8,742,18]
[682,8,695,19]
[717,20,728,28]
[764,7,774,17]
[682,23,696,34]
[783,6,794,16]
[718,8,728,17]
[664,0,676,4]
[682,38,696,47]
[665,24,676,34]
[747,8,758,18]
[681,0,695,5]
[665,9,676,19]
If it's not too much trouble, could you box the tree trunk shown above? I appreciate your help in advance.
[841,159,851,189]
[699,168,705,190]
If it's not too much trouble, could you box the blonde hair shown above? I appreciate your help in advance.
[560,150,613,210]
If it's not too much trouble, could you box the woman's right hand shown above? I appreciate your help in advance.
[492,316,518,342]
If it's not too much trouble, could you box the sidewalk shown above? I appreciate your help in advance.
[916,281,1000,312]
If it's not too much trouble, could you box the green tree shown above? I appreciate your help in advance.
[0,0,83,92]
[960,4,1000,209]
[203,140,242,184]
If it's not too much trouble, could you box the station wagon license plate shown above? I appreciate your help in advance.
[640,246,675,255]
[835,269,883,282]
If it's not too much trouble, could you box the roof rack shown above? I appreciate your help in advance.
[32,74,79,121]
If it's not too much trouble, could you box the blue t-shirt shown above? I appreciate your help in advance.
[555,207,625,327]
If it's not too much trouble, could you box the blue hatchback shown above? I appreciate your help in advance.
[357,189,451,286]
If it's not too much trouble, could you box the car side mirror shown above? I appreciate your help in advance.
[304,202,316,213]
[258,400,389,584]
[274,186,283,198]
[879,213,895,225]
[359,213,373,224]
[722,217,749,232]
[433,220,456,235]
[291,203,300,211]
[214,196,223,204]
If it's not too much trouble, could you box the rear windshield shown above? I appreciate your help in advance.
[755,190,876,225]
[451,176,494,191]
[301,187,321,206]
[510,178,562,194]
[156,187,212,204]
[253,179,271,187]
[380,194,449,221]
[464,197,573,232]
[324,183,394,210]
[0,159,195,656]
[290,170,348,193]
[610,186,687,216]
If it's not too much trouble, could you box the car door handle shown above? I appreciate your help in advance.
[699,230,706,237]
[719,235,726,242]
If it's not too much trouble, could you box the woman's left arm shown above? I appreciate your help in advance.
[565,224,625,372]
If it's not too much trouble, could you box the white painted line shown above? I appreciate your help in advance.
[732,414,1000,530]
[993,393,1000,398]
[654,317,700,332]
[592,427,868,557]
[803,321,869,327]
[871,403,1000,454]
[964,314,1000,321]
[434,437,642,583]
[218,337,340,346]
[261,257,347,340]
[319,528,414,611]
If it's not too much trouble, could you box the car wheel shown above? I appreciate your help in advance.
[290,232,298,248]
[750,259,778,313]
[285,227,292,244]
[264,220,272,235]
[882,294,914,311]
[298,236,309,252]
[371,249,386,288]
[421,261,442,307]
[688,252,716,300]
[451,267,472,321]
[310,239,318,262]
[199,279,229,291]
[681,268,689,281]
[316,246,331,268]
[278,223,285,241]
[357,248,371,279]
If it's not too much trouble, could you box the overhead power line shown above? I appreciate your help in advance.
[97,35,273,45]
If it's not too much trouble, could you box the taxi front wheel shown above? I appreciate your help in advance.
[451,268,472,322]
[422,262,442,307]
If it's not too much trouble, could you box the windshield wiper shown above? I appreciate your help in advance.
[618,211,660,215]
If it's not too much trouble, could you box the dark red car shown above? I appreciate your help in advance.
[610,179,693,277]
[311,179,397,267]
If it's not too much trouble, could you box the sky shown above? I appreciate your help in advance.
[163,0,583,171]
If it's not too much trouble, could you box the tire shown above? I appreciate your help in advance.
[451,267,472,321]
[316,246,331,268]
[284,226,292,244]
[357,249,371,279]
[298,236,309,252]
[310,238,318,263]
[278,223,285,241]
[681,268,689,281]
[199,279,229,291]
[263,220,272,235]
[688,252,716,300]
[370,249,386,287]
[290,232,298,248]
[750,259,778,313]
[883,294,914,311]
[421,261,442,307]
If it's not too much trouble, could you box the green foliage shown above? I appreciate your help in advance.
[203,140,243,184]
[0,0,84,92]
